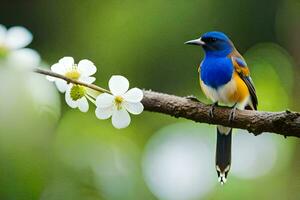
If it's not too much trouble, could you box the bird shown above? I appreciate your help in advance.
[185,31,258,184]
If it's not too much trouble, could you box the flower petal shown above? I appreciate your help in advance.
[46,75,57,82]
[95,106,113,119]
[79,76,96,84]
[109,75,129,96]
[55,79,68,93]
[58,57,74,67]
[85,88,101,99]
[112,108,131,129]
[6,48,40,69]
[123,88,143,102]
[124,102,144,115]
[5,26,33,49]
[65,85,77,108]
[51,63,66,74]
[96,93,114,108]
[77,97,89,112]
[0,24,7,44]
[78,59,97,76]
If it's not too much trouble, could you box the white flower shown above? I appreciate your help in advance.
[47,56,97,112]
[0,24,40,69]
[95,75,144,129]
[47,56,97,93]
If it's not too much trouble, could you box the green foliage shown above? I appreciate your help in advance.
[1,0,300,199]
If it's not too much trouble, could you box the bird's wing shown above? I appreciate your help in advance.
[230,52,258,110]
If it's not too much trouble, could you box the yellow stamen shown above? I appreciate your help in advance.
[0,46,9,59]
[65,69,80,80]
[70,85,86,100]
[114,96,124,110]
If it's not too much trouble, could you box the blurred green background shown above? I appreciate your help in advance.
[1,0,300,199]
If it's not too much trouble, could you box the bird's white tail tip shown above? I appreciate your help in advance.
[217,171,227,185]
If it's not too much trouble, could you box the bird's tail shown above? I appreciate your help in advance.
[216,125,232,184]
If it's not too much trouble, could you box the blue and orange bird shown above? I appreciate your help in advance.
[185,31,258,184]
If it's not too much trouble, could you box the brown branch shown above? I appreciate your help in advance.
[34,68,300,138]
[142,91,300,138]
[34,68,111,94]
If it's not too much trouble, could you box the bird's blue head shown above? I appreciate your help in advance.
[185,31,234,57]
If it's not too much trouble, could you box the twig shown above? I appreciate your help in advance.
[34,68,111,94]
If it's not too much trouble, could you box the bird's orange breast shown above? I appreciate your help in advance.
[228,72,249,103]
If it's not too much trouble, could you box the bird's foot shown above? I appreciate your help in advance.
[229,104,238,122]
[186,95,200,102]
[209,102,218,118]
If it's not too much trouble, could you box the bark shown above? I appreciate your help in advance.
[142,90,300,138]
[34,68,300,138]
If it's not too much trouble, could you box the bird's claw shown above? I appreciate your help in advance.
[229,106,237,122]
[209,102,218,118]
[186,95,200,102]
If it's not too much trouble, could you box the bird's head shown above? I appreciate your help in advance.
[185,31,234,57]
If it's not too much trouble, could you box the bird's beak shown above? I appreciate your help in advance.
[184,38,205,46]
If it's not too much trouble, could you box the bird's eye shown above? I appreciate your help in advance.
[209,37,217,42]
[203,37,217,43]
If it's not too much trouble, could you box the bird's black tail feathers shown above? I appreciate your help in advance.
[216,126,232,184]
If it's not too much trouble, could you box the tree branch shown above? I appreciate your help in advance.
[142,91,300,138]
[34,68,300,138]
[34,68,111,94]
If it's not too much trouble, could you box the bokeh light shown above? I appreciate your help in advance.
[142,123,216,200]
[231,131,277,179]
[1,0,300,199]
